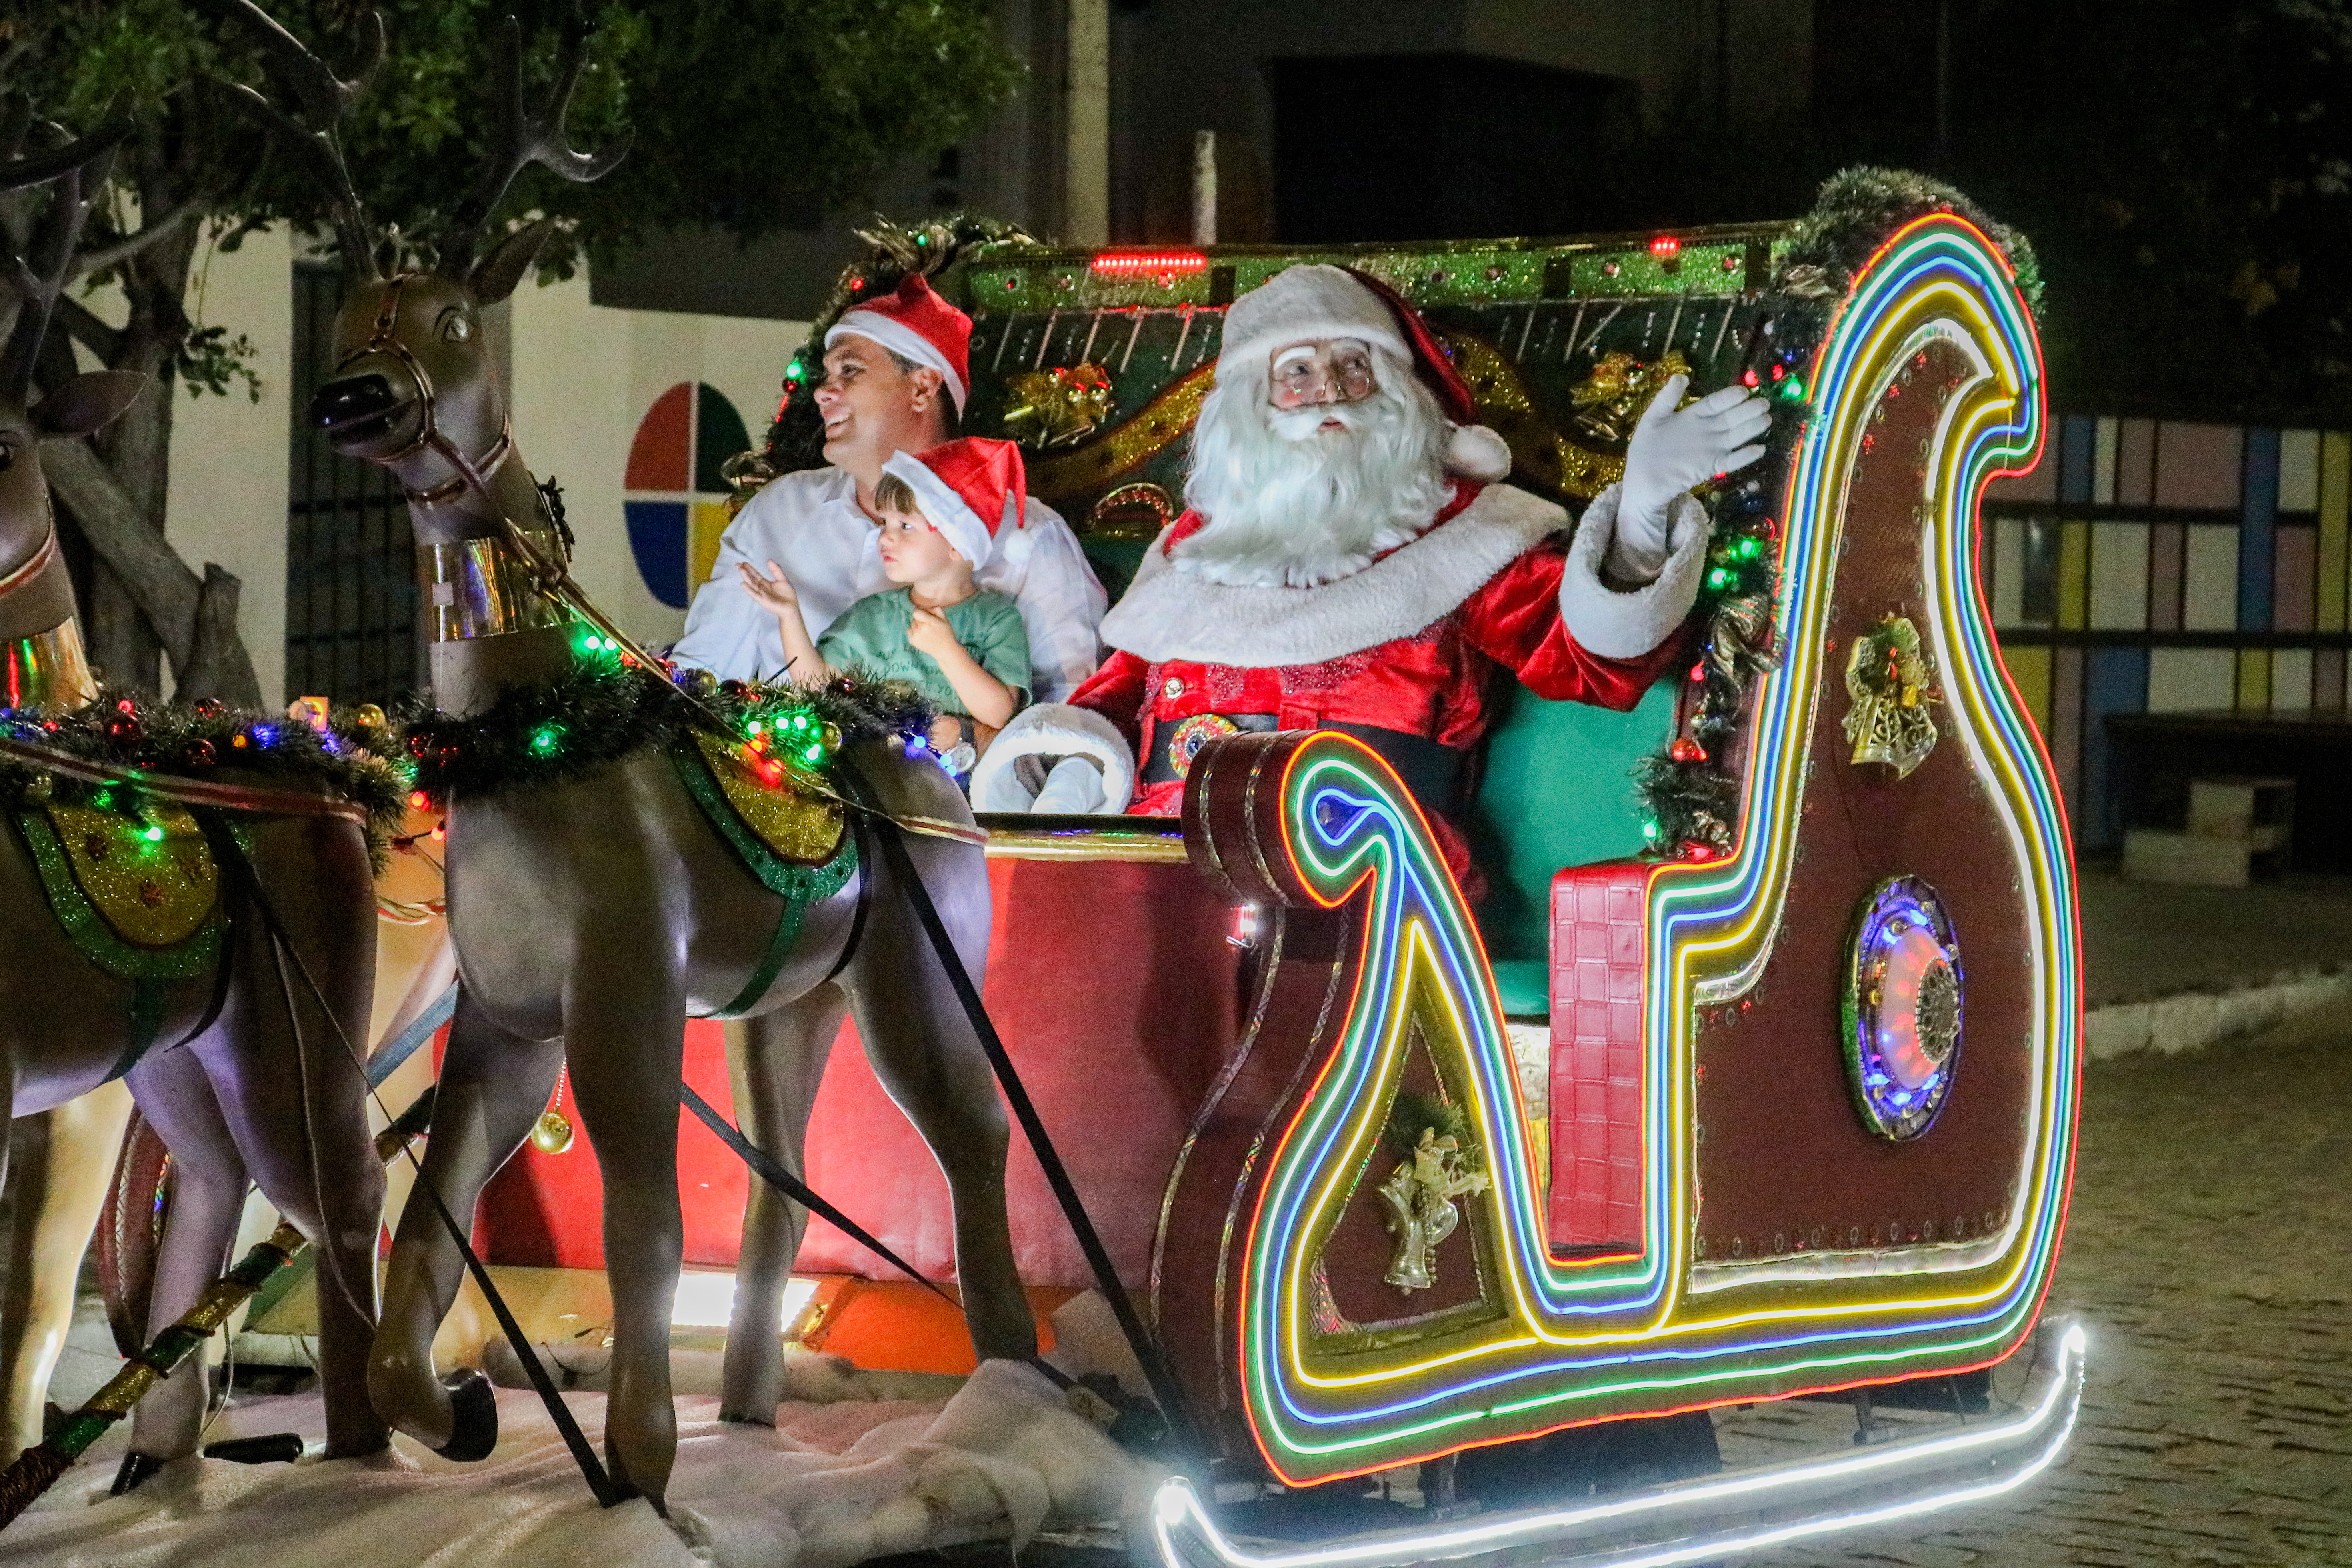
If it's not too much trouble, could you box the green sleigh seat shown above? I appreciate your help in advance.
[1465,681,1678,1019]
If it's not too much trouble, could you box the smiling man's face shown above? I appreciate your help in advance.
[814,334,947,486]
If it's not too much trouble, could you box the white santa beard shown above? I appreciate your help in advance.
[1175,354,1455,589]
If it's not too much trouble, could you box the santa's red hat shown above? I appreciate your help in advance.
[826,274,973,414]
[1214,262,1512,483]
[882,437,1026,564]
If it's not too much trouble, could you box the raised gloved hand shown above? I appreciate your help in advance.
[1614,374,1772,583]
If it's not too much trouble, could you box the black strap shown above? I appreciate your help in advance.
[852,793,1201,1452]
[679,1081,958,1311]
[218,832,632,1509]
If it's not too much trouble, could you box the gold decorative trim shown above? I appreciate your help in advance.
[418,528,568,642]
[1,620,96,713]
[979,823,1191,863]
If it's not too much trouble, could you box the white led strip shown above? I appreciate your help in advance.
[1150,1322,2087,1568]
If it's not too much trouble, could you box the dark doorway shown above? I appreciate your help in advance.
[285,262,420,708]
[1270,54,1638,244]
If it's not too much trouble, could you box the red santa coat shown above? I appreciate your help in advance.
[1063,481,1686,871]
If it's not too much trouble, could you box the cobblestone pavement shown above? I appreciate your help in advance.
[1732,1002,2352,1568]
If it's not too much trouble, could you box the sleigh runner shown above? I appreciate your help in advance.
[364,200,2089,1555]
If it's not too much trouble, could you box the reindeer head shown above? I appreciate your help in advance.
[0,110,144,642]
[207,0,623,507]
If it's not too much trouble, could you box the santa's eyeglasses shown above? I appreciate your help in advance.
[1270,345,1378,405]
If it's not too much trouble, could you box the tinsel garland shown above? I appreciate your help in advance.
[756,213,1037,476]
[1631,168,2037,858]
[0,695,412,865]
[1775,167,2045,346]
[400,655,935,805]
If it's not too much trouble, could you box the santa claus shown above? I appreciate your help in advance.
[969,263,1768,874]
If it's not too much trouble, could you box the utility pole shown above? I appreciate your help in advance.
[1192,130,1218,246]
[1065,0,1110,245]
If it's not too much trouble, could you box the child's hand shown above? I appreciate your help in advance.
[906,605,959,660]
[738,560,800,614]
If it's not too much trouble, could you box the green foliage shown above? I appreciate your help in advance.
[0,693,412,865]
[174,324,262,402]
[1777,166,2044,344]
[399,652,934,804]
[1382,1088,1472,1162]
[6,0,1021,288]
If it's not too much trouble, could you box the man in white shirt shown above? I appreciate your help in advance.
[671,274,1106,700]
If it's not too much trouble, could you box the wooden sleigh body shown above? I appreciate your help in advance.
[445,210,2084,1552]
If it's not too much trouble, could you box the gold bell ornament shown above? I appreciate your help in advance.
[530,1068,575,1155]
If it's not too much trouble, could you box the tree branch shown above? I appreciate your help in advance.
[51,294,123,366]
[39,435,262,706]
[37,434,198,655]
[70,201,200,282]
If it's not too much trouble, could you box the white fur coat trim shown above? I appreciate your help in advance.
[1557,487,1709,659]
[1099,482,1564,667]
[968,703,1134,815]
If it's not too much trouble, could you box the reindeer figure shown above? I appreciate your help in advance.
[210,0,1038,1505]
[0,122,387,1480]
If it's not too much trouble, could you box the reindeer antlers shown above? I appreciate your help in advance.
[0,113,131,401]
[191,0,385,284]
[437,7,630,279]
[0,107,131,197]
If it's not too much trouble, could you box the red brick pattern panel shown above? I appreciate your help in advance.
[1548,861,1651,1251]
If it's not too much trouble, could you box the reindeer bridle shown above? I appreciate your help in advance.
[339,271,514,509]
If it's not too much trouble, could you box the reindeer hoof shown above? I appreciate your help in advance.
[431,1369,498,1462]
[110,1450,166,1496]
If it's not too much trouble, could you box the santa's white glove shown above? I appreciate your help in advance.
[1614,374,1772,584]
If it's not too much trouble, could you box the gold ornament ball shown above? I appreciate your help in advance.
[530,1108,574,1155]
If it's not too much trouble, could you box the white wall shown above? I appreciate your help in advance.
[166,226,296,707]
[508,273,806,651]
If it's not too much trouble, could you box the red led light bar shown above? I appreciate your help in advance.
[1650,234,1681,258]
[1090,249,1210,276]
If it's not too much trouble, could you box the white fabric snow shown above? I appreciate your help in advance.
[0,1359,1148,1568]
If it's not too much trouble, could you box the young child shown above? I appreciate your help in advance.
[738,437,1031,777]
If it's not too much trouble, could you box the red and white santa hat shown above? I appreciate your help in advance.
[826,273,973,414]
[881,437,1026,564]
[1214,262,1513,483]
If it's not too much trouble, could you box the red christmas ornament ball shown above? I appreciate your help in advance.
[1669,738,1707,763]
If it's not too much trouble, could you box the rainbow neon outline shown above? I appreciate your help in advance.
[1228,216,2079,1484]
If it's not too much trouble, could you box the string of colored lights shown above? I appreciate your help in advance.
[1155,1324,2086,1568]
[1225,216,2076,1484]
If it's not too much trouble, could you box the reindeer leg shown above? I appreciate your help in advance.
[370,990,561,1454]
[561,972,688,1506]
[221,820,389,1459]
[843,858,1037,1366]
[120,1041,247,1474]
[0,1081,133,1464]
[718,986,847,1423]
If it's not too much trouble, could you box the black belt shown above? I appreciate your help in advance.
[1144,714,1464,812]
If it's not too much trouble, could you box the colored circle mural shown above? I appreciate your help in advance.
[624,382,750,608]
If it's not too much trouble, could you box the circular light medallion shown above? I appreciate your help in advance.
[1843,876,1963,1140]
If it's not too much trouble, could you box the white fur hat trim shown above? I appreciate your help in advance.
[1218,264,1410,375]
[968,703,1135,815]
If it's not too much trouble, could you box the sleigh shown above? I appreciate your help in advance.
[406,205,2083,1560]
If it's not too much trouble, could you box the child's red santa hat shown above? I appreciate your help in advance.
[882,438,1026,565]
[825,274,973,414]
[1214,262,1513,483]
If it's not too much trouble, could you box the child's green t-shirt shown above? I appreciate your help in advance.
[816,587,1031,721]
